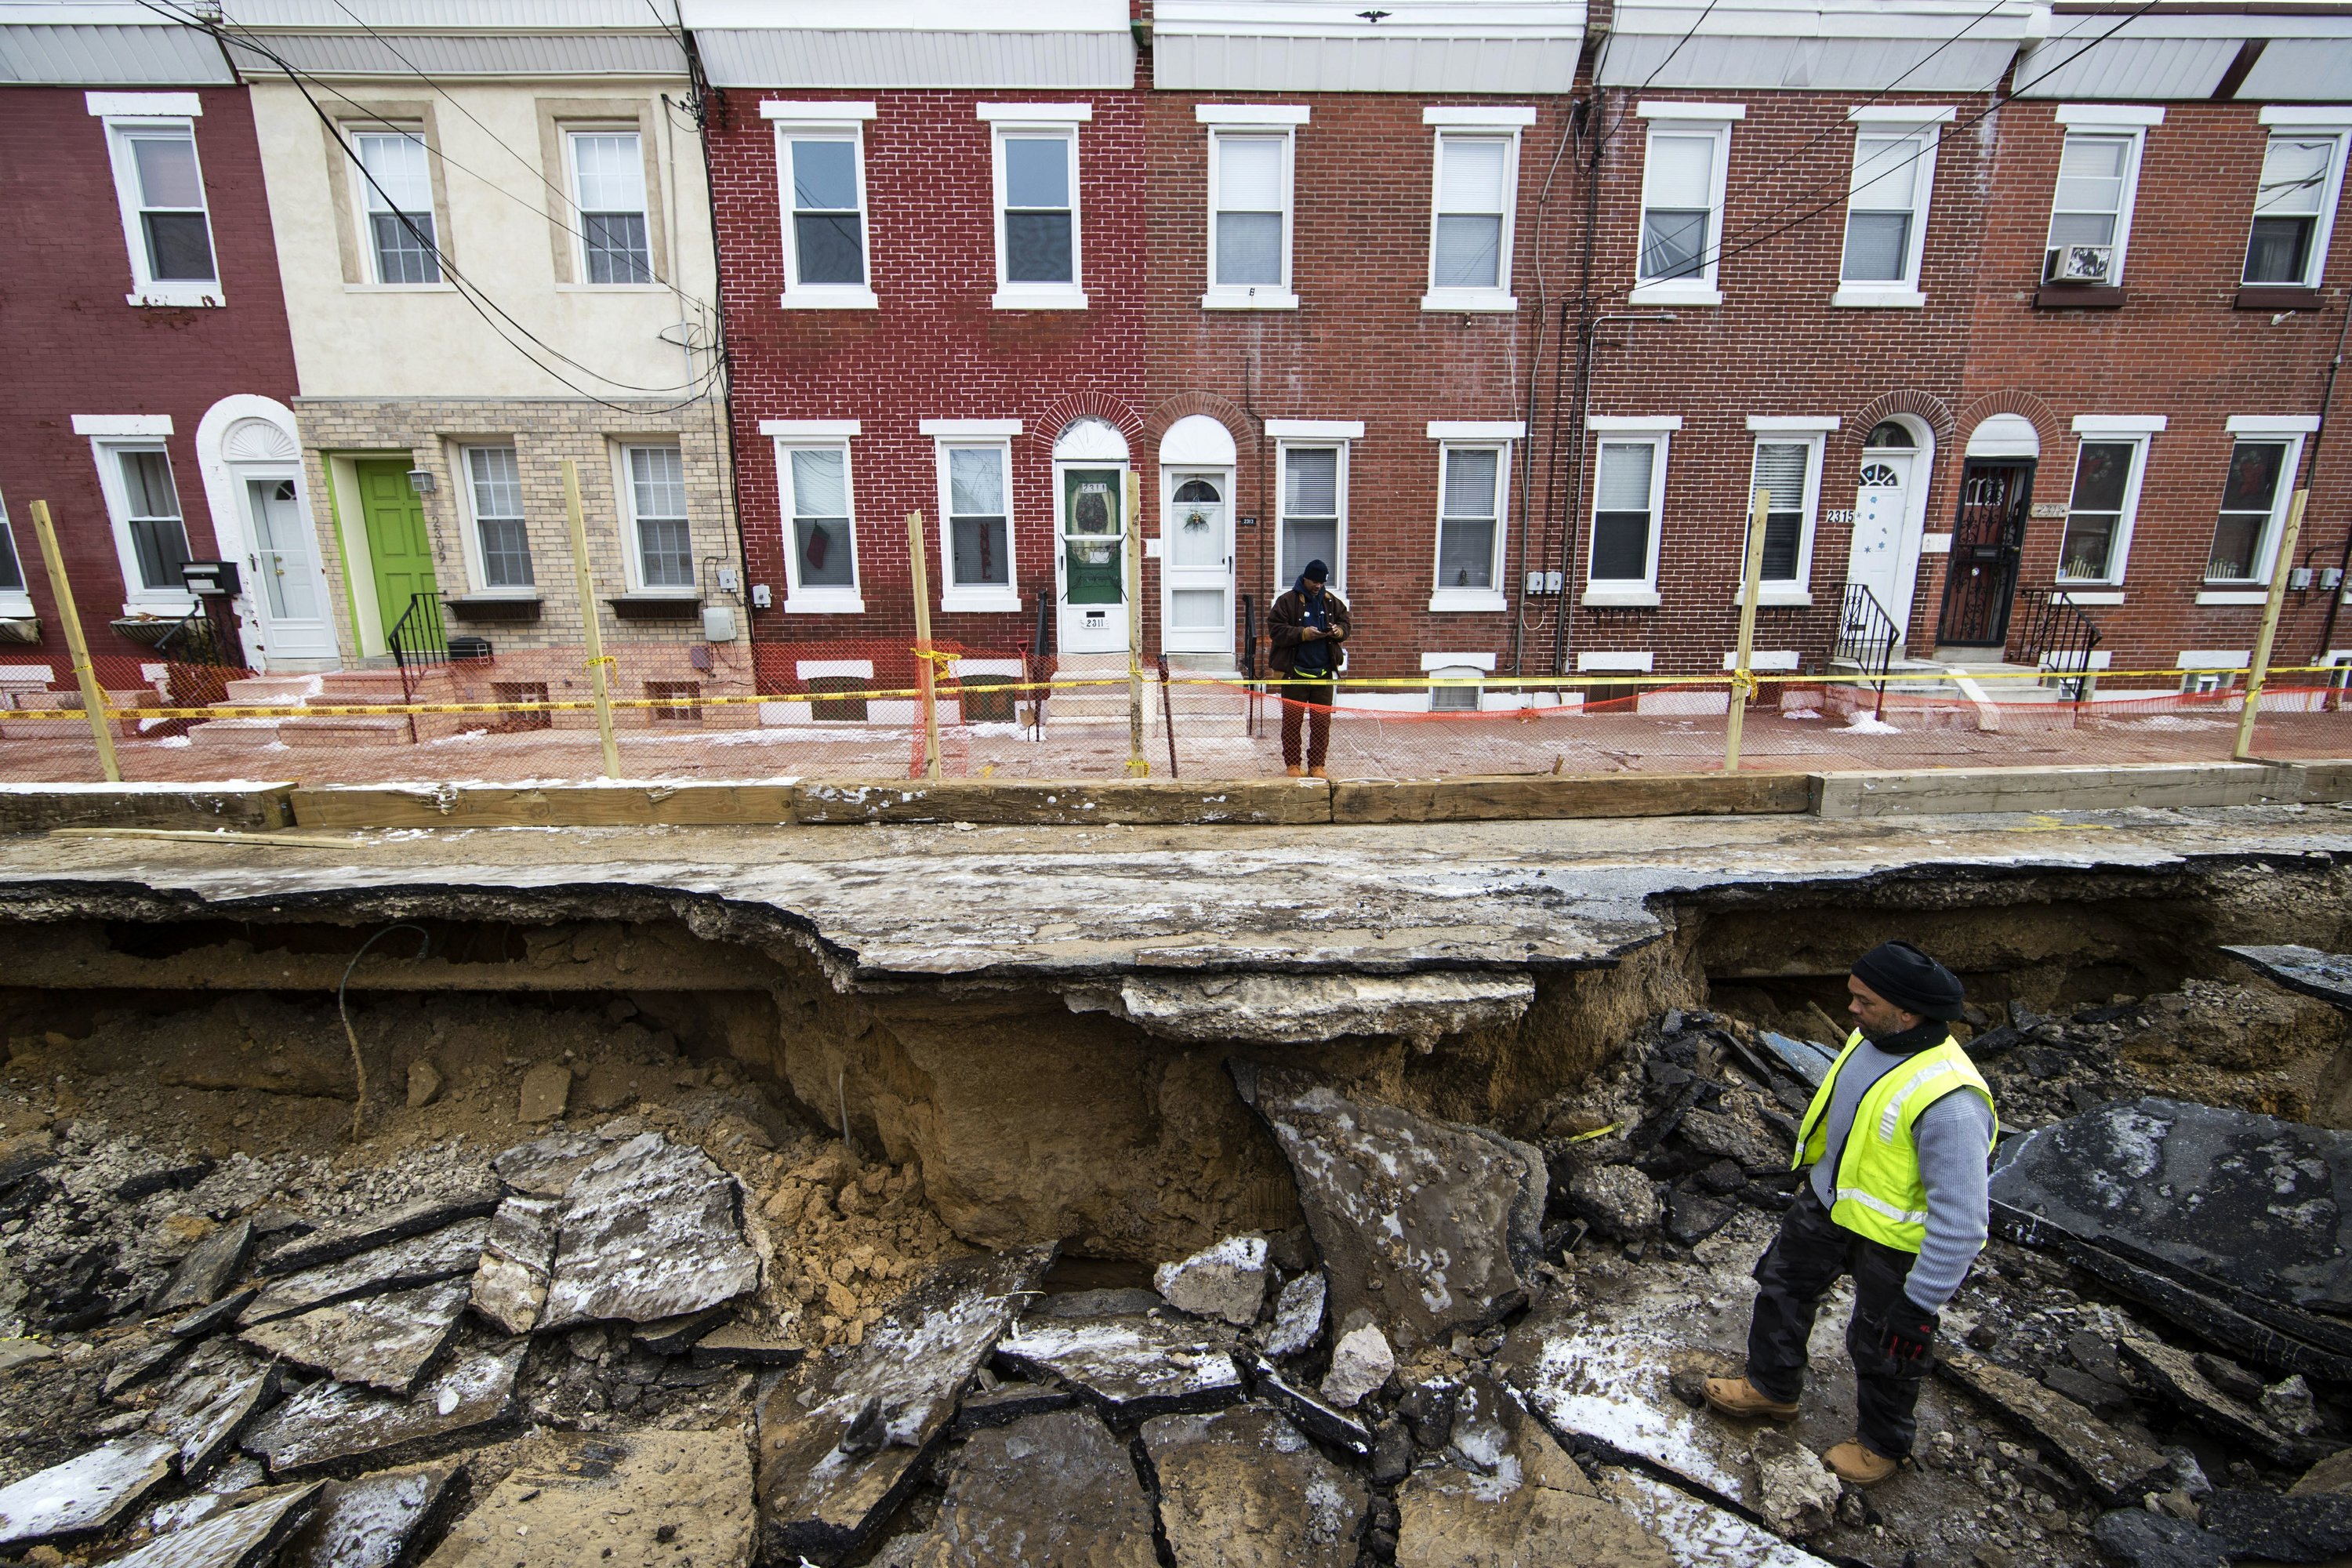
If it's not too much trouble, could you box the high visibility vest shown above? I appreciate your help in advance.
[1791,1029,1997,1254]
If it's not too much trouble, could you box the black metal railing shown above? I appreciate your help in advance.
[2009,587,2103,699]
[1833,581,1901,720]
[1239,593,1259,738]
[1025,583,1053,739]
[152,605,232,667]
[386,592,451,706]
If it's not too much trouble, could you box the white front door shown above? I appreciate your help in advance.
[241,474,339,663]
[1160,468,1233,658]
[1056,463,1130,654]
[1847,449,1920,648]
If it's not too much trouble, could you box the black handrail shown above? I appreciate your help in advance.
[2009,587,2104,700]
[1240,593,1258,739]
[1025,583,1052,739]
[1833,582,1900,721]
[153,606,228,667]
[386,592,450,707]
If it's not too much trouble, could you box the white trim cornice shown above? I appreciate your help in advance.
[1195,103,1310,124]
[760,100,877,121]
[760,419,861,437]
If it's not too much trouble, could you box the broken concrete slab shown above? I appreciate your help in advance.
[691,1323,805,1368]
[952,1380,1076,1433]
[1937,1350,2169,1504]
[1990,1097,2352,1316]
[421,1431,751,1568]
[2201,1487,2352,1562]
[149,1218,252,1314]
[2222,945,2352,1012]
[757,1246,1054,1566]
[489,1128,613,1198]
[631,1306,727,1356]
[258,1193,499,1278]
[1748,1427,1840,1538]
[148,1338,282,1479]
[242,1337,524,1475]
[405,1060,441,1109]
[1154,1234,1268,1327]
[1251,1360,1372,1454]
[537,1133,760,1329]
[879,1407,1158,1568]
[166,1290,255,1340]
[1142,1403,1368,1567]
[1393,1377,1670,1568]
[996,1311,1244,1421]
[516,1062,572,1122]
[468,1193,560,1336]
[1258,1271,1325,1359]
[240,1279,470,1394]
[100,1481,323,1568]
[277,1461,462,1568]
[238,1218,492,1327]
[1319,1323,1393,1410]
[1233,1064,1543,1351]
[1566,1165,1661,1243]
[1036,1287,1164,1318]
[0,1434,178,1548]
[2118,1331,2312,1465]
[1596,1467,1835,1568]
[1079,971,1534,1051]
[1760,1032,1838,1090]
[0,1338,57,1374]
[2092,1508,2230,1568]
[105,1331,194,1398]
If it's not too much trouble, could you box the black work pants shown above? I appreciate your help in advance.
[1279,680,1334,768]
[1746,1185,1932,1459]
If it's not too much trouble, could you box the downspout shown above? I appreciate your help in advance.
[680,22,749,641]
[1553,90,1605,678]
[1512,99,1581,678]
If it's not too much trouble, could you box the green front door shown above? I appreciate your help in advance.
[355,459,437,644]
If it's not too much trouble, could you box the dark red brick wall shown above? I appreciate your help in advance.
[0,85,299,662]
[708,85,1149,657]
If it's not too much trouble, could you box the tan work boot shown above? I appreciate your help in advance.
[1823,1439,1900,1486]
[1308,766,1328,779]
[1701,1375,1798,1421]
[1285,764,1305,777]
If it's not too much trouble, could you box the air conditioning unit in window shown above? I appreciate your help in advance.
[2045,244,2113,284]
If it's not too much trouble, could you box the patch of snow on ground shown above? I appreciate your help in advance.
[1843,715,1902,735]
[1602,1468,1837,1568]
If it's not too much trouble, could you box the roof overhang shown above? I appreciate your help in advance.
[681,0,1134,90]
[2015,4,2352,100]
[1152,1,1588,93]
[1596,0,2045,91]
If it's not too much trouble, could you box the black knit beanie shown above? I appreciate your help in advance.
[1851,940,1965,1021]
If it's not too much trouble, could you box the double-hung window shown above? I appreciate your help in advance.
[2244,111,2350,291]
[621,445,691,591]
[1744,429,1826,604]
[115,448,191,596]
[0,492,27,616]
[1422,109,1530,312]
[765,102,877,310]
[89,94,220,307]
[1200,106,1307,310]
[354,128,441,285]
[1276,442,1346,592]
[2043,107,2159,287]
[461,446,533,590]
[1584,418,1677,605]
[926,430,1019,612]
[1428,422,1522,612]
[1836,108,1948,306]
[2056,417,2161,586]
[767,424,863,612]
[2205,423,2310,586]
[981,105,1088,310]
[568,129,653,285]
[1632,104,1740,306]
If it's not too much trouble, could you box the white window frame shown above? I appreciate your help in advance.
[2246,109,2351,291]
[768,426,866,614]
[453,443,535,597]
[76,416,193,615]
[1200,105,1308,311]
[2201,415,2315,589]
[1271,427,1354,597]
[564,126,657,289]
[89,93,220,309]
[1427,420,1524,612]
[1421,107,1533,313]
[1630,103,1742,307]
[1742,420,1831,608]
[926,426,1022,612]
[765,102,879,311]
[347,122,445,290]
[981,104,1090,311]
[2045,105,2161,287]
[615,441,695,595]
[0,489,31,619]
[1584,415,1679,607]
[1833,107,1951,308]
[2055,415,2163,588]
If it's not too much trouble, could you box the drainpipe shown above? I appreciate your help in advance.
[1512,98,1583,679]
[2305,291,2352,661]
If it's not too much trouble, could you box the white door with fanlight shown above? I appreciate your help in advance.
[1160,468,1233,659]
[1844,418,1934,650]
[241,474,339,662]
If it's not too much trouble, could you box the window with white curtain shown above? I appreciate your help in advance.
[2244,132,2347,289]
[568,129,652,285]
[622,444,691,589]
[938,441,1017,608]
[1426,133,1514,305]
[1279,445,1343,590]
[354,128,440,285]
[113,448,191,593]
[1207,129,1294,306]
[778,441,861,608]
[1636,124,1730,294]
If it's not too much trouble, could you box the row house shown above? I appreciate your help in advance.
[0,0,304,688]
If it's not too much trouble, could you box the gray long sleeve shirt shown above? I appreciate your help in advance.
[1805,1037,1995,1312]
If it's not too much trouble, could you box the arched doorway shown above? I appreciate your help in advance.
[1937,414,2041,649]
[194,396,339,668]
[1157,415,1238,662]
[1053,418,1131,654]
[1844,415,1936,650]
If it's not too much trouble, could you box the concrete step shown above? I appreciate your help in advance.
[277,714,414,746]
[187,717,285,750]
[223,674,324,705]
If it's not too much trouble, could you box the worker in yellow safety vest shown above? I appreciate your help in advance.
[1703,941,1997,1486]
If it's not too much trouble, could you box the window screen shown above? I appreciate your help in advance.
[1640,133,1715,281]
[1215,136,1285,287]
[2245,136,2334,286]
[1433,136,1508,289]
[1842,134,1922,284]
[1591,441,1656,582]
[1003,134,1074,285]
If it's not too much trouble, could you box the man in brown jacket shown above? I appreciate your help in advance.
[1267,559,1349,778]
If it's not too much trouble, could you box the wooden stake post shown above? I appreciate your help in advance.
[908,511,942,780]
[29,500,121,782]
[1723,486,1770,773]
[561,461,622,779]
[1125,470,1148,777]
[2236,487,2310,761]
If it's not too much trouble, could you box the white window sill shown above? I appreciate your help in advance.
[554,282,670,294]
[128,288,220,308]
[784,594,869,614]
[2054,586,2125,604]
[992,287,1088,311]
[1831,287,1926,309]
[346,283,459,295]
[0,595,34,619]
[1200,287,1299,310]
[619,588,699,601]
[1428,590,1509,612]
[1628,281,1722,307]
[459,587,540,601]
[1730,588,1813,608]
[1420,289,1517,314]
[2195,589,2270,605]
[779,289,880,310]
[122,598,195,618]
[1582,587,1661,608]
[939,589,1022,613]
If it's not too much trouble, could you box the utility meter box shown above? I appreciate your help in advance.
[702,605,737,642]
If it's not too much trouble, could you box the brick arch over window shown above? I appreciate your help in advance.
[1846,390,1955,448]
[1143,394,1254,452]
[1031,392,1145,458]
[1955,390,2063,460]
